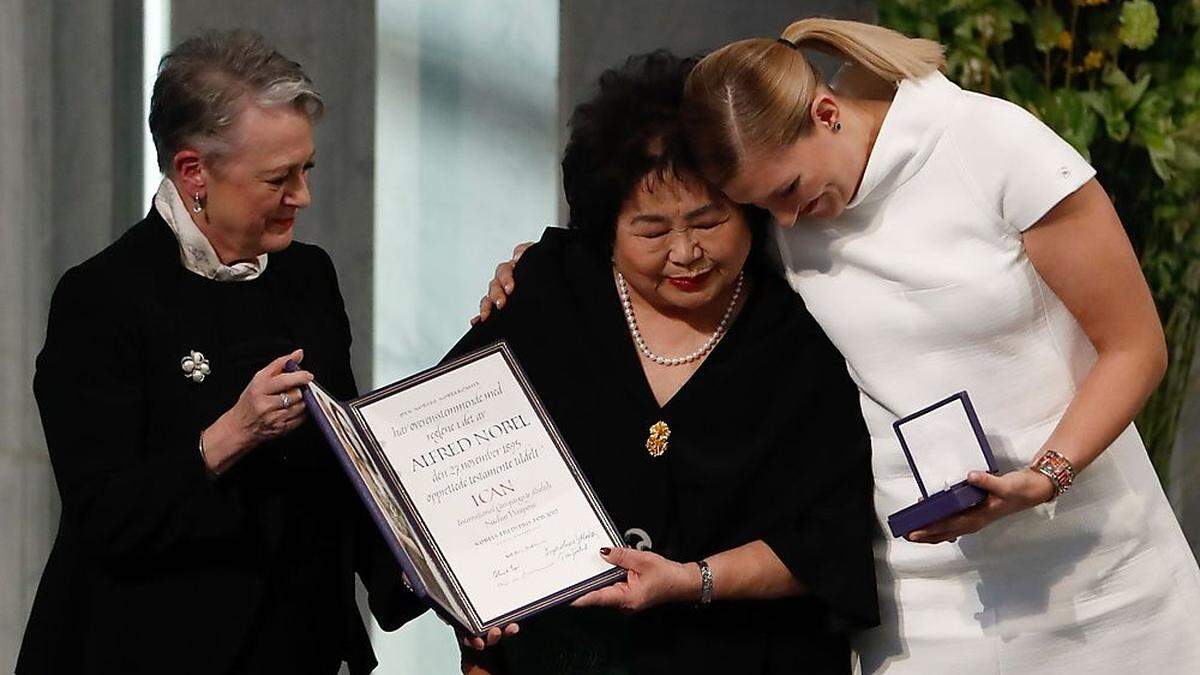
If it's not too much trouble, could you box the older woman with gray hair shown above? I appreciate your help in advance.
[18,30,421,674]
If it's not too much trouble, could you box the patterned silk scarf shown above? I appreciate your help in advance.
[154,177,268,281]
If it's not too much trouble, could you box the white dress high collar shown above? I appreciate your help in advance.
[154,177,268,281]
[845,70,960,211]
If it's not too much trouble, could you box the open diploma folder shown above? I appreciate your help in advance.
[886,391,999,539]
[291,342,625,637]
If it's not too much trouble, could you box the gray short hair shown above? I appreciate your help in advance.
[149,29,324,172]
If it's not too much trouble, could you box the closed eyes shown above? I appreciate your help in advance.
[266,162,315,187]
[638,217,729,238]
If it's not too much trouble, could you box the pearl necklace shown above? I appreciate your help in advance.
[616,269,744,367]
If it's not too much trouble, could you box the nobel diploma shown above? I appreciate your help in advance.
[297,342,624,636]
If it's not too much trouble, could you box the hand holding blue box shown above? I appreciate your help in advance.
[887,391,998,539]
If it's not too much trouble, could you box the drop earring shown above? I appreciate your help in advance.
[192,193,204,213]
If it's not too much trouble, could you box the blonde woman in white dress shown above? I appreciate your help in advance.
[478,17,1200,675]
[670,17,1200,675]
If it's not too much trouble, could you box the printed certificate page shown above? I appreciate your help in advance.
[354,347,618,625]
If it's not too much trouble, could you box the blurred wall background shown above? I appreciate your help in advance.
[372,2,559,670]
[2,0,1194,672]
[1,0,144,666]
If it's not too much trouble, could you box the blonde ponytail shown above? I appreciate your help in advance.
[681,17,945,187]
[781,17,944,83]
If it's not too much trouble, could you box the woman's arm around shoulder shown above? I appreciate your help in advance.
[449,227,571,360]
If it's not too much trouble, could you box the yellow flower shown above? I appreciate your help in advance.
[1057,31,1074,50]
[1083,49,1105,70]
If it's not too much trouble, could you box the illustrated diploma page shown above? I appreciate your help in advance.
[306,342,624,635]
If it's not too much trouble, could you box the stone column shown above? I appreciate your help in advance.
[0,0,144,666]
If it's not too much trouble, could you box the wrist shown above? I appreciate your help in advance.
[201,415,249,474]
[1029,449,1077,501]
[675,561,704,604]
[1027,467,1057,504]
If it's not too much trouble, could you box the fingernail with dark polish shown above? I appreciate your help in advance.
[600,547,611,555]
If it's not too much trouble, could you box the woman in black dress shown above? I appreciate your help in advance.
[457,51,877,675]
[19,31,420,674]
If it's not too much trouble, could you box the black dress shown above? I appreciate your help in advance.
[452,228,878,674]
[18,211,423,675]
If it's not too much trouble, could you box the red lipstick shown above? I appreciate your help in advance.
[667,270,712,292]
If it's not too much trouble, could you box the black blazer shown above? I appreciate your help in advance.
[18,211,423,674]
[455,228,877,674]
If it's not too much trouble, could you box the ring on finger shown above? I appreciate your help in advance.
[280,392,291,409]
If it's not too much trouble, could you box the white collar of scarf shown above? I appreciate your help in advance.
[154,177,269,281]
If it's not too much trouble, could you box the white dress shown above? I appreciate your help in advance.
[775,71,1200,674]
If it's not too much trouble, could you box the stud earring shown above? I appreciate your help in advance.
[833,121,842,132]
[192,193,204,213]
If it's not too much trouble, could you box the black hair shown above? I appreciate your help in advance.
[561,49,769,258]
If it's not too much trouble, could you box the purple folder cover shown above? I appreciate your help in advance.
[886,391,998,539]
[285,342,626,637]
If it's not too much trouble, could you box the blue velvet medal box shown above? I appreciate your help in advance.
[887,391,998,539]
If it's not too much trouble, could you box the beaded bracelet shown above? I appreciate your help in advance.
[1030,450,1076,500]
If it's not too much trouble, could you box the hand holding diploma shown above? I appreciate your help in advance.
[572,541,804,612]
[460,622,520,651]
[201,349,314,475]
[460,540,806,651]
[571,547,702,612]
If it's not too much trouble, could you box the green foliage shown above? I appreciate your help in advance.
[880,0,1200,490]
[1032,4,1065,52]
[1118,0,1159,50]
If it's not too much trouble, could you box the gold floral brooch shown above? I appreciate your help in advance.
[646,421,670,457]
